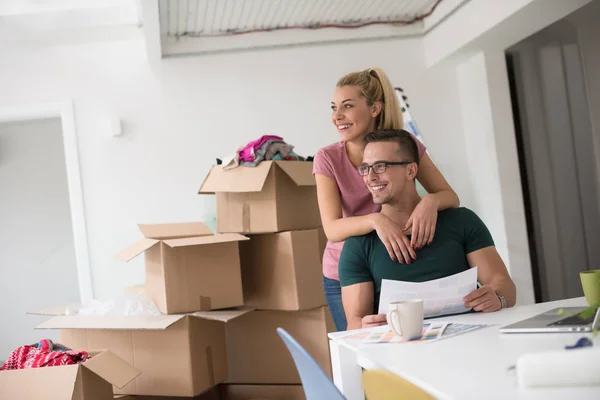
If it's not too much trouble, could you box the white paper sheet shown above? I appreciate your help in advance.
[378,267,478,318]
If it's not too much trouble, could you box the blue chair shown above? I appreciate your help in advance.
[276,327,346,400]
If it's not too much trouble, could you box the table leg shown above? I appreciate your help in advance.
[329,339,365,400]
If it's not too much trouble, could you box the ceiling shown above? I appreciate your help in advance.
[0,0,469,55]
[160,0,443,38]
[155,0,468,56]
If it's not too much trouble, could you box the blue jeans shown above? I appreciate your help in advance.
[323,276,347,331]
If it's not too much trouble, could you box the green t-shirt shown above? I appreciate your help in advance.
[339,208,495,312]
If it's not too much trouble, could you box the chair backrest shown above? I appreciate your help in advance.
[276,327,346,400]
[362,369,436,400]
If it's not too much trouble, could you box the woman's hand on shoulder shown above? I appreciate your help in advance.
[372,213,416,264]
[403,194,439,249]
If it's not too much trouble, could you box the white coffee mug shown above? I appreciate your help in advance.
[386,299,424,341]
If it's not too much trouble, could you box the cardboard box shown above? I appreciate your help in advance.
[115,385,304,400]
[0,350,140,400]
[222,385,305,400]
[239,229,326,310]
[115,222,249,314]
[116,385,221,400]
[35,308,251,397]
[317,227,327,264]
[225,307,335,384]
[199,161,321,234]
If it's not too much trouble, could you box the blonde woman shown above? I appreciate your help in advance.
[313,68,459,331]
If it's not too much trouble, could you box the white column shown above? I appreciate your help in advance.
[456,51,535,305]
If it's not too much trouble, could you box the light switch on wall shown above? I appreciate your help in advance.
[109,117,122,137]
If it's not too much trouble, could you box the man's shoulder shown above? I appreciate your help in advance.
[438,207,480,223]
[438,207,494,249]
[344,231,378,248]
[436,207,489,236]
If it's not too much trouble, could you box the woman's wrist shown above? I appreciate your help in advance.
[423,193,441,209]
[369,213,382,230]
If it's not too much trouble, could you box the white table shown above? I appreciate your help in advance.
[328,297,598,400]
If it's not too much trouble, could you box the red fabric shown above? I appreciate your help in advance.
[1,339,90,370]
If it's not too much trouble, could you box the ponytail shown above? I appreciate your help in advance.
[336,67,404,130]
[368,68,403,130]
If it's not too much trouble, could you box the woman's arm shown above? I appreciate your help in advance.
[416,153,460,211]
[315,173,378,242]
[315,173,416,263]
[406,153,461,248]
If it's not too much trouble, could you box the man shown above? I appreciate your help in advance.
[339,129,516,330]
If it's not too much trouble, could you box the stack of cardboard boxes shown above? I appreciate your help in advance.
[15,160,334,400]
[200,161,334,395]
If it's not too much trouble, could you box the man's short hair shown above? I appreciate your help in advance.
[364,129,420,165]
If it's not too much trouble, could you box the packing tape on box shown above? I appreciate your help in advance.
[242,202,251,233]
[198,295,212,310]
[516,347,600,388]
[206,346,215,386]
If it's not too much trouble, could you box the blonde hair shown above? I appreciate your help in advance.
[336,67,404,130]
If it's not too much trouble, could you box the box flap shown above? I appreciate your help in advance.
[198,162,273,193]
[27,303,79,316]
[190,306,254,322]
[0,365,79,399]
[35,315,185,330]
[82,350,141,389]
[138,222,212,239]
[276,161,316,186]
[163,233,249,248]
[124,284,145,294]
[114,238,160,262]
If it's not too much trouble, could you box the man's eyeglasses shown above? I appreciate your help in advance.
[357,161,413,176]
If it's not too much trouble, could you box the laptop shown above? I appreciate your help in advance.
[499,306,600,333]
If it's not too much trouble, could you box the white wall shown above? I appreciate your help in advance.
[410,64,473,206]
[0,118,80,357]
[456,54,505,244]
[425,0,534,66]
[0,37,471,301]
[424,0,592,67]
[8,0,582,304]
[422,0,598,305]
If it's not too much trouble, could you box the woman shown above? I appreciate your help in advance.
[313,68,460,331]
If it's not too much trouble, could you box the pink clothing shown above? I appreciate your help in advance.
[313,139,427,280]
[238,135,283,162]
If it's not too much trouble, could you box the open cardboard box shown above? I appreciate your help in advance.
[239,229,326,310]
[114,222,248,314]
[0,349,140,400]
[31,307,252,397]
[225,306,335,384]
[222,384,305,400]
[115,384,304,400]
[199,161,321,234]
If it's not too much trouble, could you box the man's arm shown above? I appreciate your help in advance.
[339,236,380,330]
[342,282,376,330]
[458,208,517,312]
[464,246,517,311]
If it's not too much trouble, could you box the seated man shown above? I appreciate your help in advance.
[340,129,517,330]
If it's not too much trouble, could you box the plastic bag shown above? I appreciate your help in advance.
[65,292,162,316]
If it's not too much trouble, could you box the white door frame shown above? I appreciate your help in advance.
[0,100,93,303]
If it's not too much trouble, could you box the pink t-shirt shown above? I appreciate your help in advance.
[313,139,427,280]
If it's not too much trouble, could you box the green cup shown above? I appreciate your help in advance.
[580,269,600,307]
